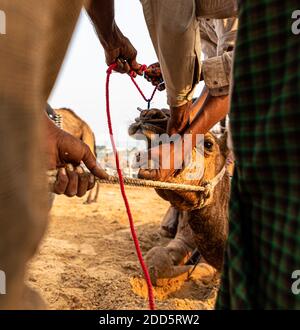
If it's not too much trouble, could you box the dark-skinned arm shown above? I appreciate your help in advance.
[85,0,142,74]
[188,92,230,146]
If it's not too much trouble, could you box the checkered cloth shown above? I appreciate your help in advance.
[216,0,300,309]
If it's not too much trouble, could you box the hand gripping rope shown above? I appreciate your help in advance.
[106,63,155,310]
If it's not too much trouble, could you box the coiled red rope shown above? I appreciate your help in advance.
[105,63,155,310]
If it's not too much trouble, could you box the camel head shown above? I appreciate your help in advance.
[128,108,229,211]
[154,131,229,211]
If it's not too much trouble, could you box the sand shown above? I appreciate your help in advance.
[27,184,219,310]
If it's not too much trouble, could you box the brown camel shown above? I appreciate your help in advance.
[129,108,230,284]
[55,108,100,204]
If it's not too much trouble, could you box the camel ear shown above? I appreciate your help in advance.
[218,131,230,159]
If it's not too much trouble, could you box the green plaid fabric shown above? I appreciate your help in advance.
[216,0,300,309]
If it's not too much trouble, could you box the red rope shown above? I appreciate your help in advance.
[105,63,156,310]
[129,65,158,109]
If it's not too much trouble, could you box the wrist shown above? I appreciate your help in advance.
[98,22,123,50]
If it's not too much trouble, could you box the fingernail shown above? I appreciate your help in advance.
[61,168,67,176]
[76,166,84,174]
[66,164,74,172]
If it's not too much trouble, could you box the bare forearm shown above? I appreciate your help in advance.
[85,0,139,72]
[188,94,230,141]
[85,0,119,48]
[189,87,209,123]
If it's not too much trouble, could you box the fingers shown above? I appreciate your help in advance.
[76,166,90,197]
[81,144,109,180]
[54,131,108,188]
[144,75,165,90]
[144,74,163,86]
[130,59,144,76]
[105,39,141,75]
[52,131,105,197]
[105,50,131,74]
[115,58,131,74]
[111,58,143,76]
[157,82,166,91]
[53,168,68,194]
[53,165,96,198]
[64,164,78,197]
[145,62,162,77]
[87,174,96,191]
[144,62,165,89]
[53,165,78,197]
[117,58,143,76]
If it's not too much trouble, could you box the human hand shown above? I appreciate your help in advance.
[105,26,143,76]
[144,62,165,91]
[46,115,108,197]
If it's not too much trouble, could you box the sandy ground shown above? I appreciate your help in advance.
[27,185,219,310]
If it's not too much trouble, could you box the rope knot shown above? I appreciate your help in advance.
[203,182,212,200]
[140,64,148,72]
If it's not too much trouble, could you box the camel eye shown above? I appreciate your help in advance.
[204,140,214,151]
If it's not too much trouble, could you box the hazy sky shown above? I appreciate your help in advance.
[49,0,203,148]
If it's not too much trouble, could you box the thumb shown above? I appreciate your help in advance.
[81,145,109,180]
